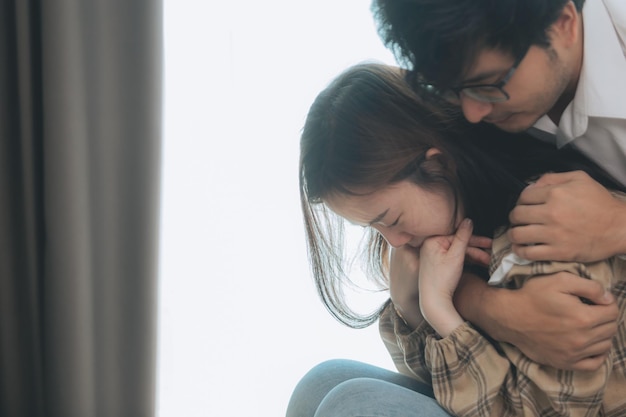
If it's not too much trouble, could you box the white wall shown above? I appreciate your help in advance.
[157,2,398,416]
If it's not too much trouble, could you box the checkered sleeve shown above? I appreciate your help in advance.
[378,189,626,415]
[379,302,514,417]
[379,297,612,417]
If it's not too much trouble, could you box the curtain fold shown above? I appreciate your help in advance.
[0,1,162,416]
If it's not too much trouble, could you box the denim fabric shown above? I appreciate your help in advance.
[286,359,451,417]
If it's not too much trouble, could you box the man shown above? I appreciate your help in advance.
[373,0,626,370]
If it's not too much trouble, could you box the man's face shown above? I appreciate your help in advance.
[455,46,572,132]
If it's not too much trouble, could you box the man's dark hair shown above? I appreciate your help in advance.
[372,0,585,88]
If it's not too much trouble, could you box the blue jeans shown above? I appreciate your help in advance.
[285,359,451,417]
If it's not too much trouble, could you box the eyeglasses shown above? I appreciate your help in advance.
[420,46,529,104]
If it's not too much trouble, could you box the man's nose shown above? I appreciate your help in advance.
[460,95,494,124]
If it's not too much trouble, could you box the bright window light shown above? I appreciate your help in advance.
[157,2,397,416]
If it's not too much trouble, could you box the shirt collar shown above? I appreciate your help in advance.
[559,0,626,140]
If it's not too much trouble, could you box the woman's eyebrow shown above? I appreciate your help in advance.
[368,208,389,226]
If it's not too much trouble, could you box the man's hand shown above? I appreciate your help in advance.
[455,272,618,371]
[508,171,626,262]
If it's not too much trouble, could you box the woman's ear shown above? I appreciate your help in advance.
[423,147,452,172]
[425,148,441,159]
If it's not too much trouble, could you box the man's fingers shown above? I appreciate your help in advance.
[533,171,586,187]
[515,172,584,205]
[507,224,549,244]
[507,225,571,261]
[511,243,561,262]
[561,277,615,306]
[509,205,549,226]
[568,354,610,372]
[516,188,548,206]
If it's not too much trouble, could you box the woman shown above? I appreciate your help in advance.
[288,62,626,416]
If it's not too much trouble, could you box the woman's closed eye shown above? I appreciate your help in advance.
[388,215,401,228]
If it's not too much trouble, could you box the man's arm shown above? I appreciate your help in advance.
[453,272,618,371]
[508,171,626,262]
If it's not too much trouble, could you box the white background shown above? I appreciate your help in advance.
[157,1,398,416]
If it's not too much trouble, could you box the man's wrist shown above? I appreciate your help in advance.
[454,274,512,342]
[612,198,626,256]
[453,273,489,323]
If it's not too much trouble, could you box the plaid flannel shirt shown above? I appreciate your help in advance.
[380,212,626,416]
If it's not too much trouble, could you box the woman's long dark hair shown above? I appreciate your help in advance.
[299,62,621,328]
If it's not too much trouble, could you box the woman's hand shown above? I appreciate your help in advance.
[418,218,473,337]
[464,234,492,267]
[389,220,491,331]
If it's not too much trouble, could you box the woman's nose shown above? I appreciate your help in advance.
[381,229,413,248]
[460,95,494,124]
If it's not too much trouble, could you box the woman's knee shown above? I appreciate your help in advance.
[315,378,450,417]
[286,359,368,417]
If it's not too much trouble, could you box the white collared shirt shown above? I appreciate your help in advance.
[529,0,626,187]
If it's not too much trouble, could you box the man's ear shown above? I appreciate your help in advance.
[550,1,581,48]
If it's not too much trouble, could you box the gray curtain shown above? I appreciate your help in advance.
[0,1,162,416]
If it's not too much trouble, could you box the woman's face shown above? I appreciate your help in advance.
[324,180,461,249]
